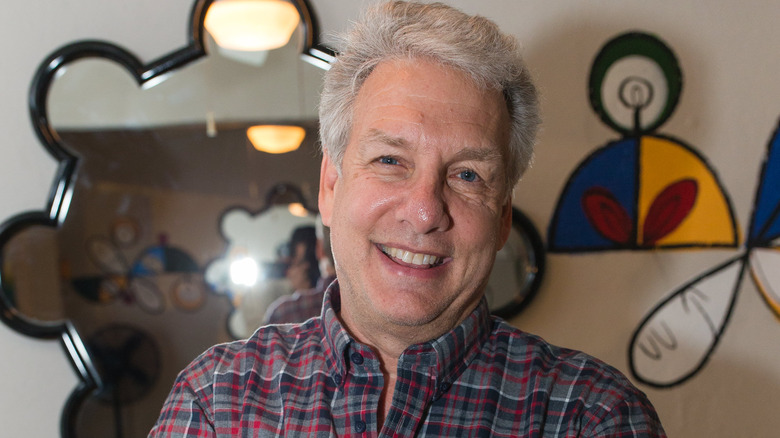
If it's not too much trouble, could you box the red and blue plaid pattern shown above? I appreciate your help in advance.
[263,276,336,325]
[150,283,665,437]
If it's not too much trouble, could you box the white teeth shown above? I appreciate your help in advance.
[381,245,441,266]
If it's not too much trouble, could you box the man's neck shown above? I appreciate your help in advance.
[337,307,404,430]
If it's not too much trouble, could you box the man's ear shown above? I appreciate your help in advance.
[497,198,513,251]
[318,150,339,227]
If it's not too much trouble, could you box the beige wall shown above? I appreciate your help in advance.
[2,0,780,436]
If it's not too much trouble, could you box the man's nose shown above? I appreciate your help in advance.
[396,174,451,234]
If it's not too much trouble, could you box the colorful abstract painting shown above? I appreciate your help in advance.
[630,120,780,387]
[547,31,780,388]
[548,32,739,252]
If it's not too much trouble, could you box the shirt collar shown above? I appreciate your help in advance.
[320,280,493,385]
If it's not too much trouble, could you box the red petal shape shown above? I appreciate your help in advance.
[643,179,698,245]
[582,187,633,244]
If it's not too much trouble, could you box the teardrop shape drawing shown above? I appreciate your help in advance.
[748,121,780,247]
[748,247,780,318]
[129,277,165,314]
[86,235,127,275]
[629,255,745,387]
[582,186,633,244]
[642,178,697,245]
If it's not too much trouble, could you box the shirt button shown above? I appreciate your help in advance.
[432,381,451,400]
[350,352,364,365]
[334,375,342,385]
[354,419,366,433]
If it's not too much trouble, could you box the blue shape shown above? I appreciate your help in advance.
[749,123,780,246]
[130,245,200,276]
[130,246,165,276]
[548,138,639,251]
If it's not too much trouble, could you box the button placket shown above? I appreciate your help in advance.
[350,352,364,365]
[432,380,451,401]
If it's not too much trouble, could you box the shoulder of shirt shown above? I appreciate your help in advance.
[481,319,664,434]
[178,318,326,390]
[489,318,642,395]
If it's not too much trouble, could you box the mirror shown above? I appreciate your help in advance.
[486,207,545,319]
[0,0,332,436]
[0,1,544,436]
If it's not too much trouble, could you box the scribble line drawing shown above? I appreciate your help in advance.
[630,119,780,387]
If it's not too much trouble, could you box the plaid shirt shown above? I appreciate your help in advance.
[263,276,336,325]
[150,282,665,437]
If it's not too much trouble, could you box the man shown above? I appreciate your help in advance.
[150,1,666,436]
[228,225,320,338]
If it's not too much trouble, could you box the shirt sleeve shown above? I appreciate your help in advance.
[585,388,667,438]
[148,362,217,437]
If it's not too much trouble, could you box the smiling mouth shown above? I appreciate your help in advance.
[380,244,444,267]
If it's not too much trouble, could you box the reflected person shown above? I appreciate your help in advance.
[263,217,336,324]
[229,225,318,338]
[283,224,321,292]
[150,1,666,436]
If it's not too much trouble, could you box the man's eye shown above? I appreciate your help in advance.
[458,170,478,182]
[379,156,398,165]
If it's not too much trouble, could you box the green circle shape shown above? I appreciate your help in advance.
[589,32,683,135]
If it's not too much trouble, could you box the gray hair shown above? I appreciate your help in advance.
[318,0,540,188]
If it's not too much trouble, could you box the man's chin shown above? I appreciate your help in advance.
[371,300,465,333]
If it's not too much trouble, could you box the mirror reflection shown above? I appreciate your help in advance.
[2,19,325,437]
[485,208,545,318]
[205,196,319,338]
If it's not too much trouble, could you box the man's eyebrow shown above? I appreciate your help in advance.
[452,145,505,163]
[361,129,409,149]
[360,128,505,162]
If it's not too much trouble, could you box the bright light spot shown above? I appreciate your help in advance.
[247,125,305,154]
[229,256,259,286]
[288,202,308,217]
[141,72,173,89]
[205,0,300,51]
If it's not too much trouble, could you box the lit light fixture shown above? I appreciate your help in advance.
[247,125,305,154]
[204,0,301,52]
[288,202,309,218]
[229,256,260,287]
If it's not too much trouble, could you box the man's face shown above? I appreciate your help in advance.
[319,58,513,340]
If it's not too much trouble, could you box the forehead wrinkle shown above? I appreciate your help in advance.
[403,92,504,127]
[363,128,410,149]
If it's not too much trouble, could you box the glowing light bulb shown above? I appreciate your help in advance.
[229,256,259,287]
[247,125,306,154]
[205,0,300,51]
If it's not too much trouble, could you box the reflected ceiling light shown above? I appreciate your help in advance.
[205,0,301,51]
[288,202,309,218]
[247,125,305,154]
[229,256,259,287]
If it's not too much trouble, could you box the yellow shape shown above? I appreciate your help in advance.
[750,248,780,320]
[638,136,737,246]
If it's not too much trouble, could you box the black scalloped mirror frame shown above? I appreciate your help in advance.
[0,1,333,436]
